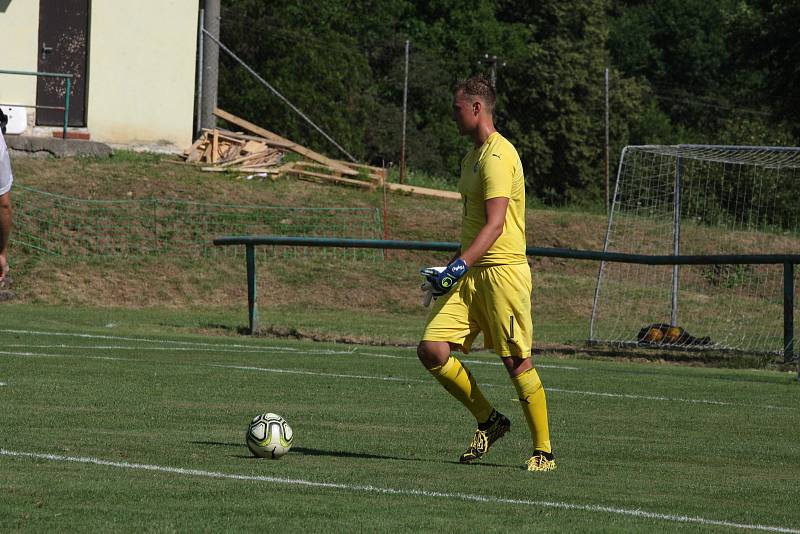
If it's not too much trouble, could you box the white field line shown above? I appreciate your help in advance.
[355,351,580,370]
[361,351,580,370]
[0,346,785,411]
[1,449,797,534]
[0,329,301,352]
[546,387,783,409]
[2,343,356,356]
[462,358,579,371]
[0,381,6,386]
[1,342,576,368]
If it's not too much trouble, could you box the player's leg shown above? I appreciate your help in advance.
[503,355,555,471]
[480,264,556,471]
[417,340,493,423]
[419,276,508,463]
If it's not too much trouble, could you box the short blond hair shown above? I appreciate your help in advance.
[453,76,495,112]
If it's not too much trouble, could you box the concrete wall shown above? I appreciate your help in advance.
[0,0,198,150]
[88,1,198,149]
[0,1,40,110]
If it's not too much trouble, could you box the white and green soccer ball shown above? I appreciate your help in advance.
[246,413,294,459]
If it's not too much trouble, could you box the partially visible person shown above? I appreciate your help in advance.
[0,109,14,282]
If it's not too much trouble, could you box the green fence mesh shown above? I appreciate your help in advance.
[13,186,383,260]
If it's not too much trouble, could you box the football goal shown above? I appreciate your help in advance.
[590,145,800,356]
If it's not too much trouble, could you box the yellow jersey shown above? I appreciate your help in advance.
[458,131,527,266]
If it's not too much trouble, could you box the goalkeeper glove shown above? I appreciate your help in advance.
[422,258,468,297]
[420,266,445,307]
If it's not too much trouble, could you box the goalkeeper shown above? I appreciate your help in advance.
[418,76,555,472]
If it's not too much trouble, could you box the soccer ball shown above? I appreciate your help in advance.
[246,413,294,459]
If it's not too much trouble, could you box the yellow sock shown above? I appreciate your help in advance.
[428,356,494,423]
[511,367,552,454]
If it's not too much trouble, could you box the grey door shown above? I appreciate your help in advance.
[36,0,90,127]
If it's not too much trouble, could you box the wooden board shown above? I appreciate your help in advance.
[213,108,358,176]
[210,129,219,164]
[385,182,460,200]
[288,168,374,189]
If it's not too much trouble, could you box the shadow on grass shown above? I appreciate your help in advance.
[190,440,519,468]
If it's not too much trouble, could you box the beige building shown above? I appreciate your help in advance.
[0,0,199,150]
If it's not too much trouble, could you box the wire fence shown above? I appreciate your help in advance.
[13,185,383,260]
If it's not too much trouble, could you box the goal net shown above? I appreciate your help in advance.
[590,145,800,355]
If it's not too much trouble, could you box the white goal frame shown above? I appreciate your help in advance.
[590,145,800,356]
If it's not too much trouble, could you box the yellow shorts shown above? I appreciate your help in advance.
[422,263,533,357]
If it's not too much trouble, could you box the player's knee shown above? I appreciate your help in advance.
[503,355,533,377]
[417,341,449,369]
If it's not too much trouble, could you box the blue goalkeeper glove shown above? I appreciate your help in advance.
[422,258,468,297]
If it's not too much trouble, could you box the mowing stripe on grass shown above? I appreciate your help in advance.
[208,363,425,383]
[0,350,132,361]
[212,361,786,410]
[1,449,797,533]
[0,347,784,411]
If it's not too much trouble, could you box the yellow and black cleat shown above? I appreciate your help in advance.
[526,450,557,472]
[459,410,510,464]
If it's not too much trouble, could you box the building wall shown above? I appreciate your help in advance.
[88,1,198,149]
[0,1,40,109]
[0,0,198,150]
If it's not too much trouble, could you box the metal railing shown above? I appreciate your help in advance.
[0,69,73,138]
[213,235,799,373]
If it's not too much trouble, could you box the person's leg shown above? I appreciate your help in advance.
[502,356,552,456]
[417,340,494,424]
[481,264,555,471]
[418,276,508,463]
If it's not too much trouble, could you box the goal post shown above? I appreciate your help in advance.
[590,145,800,357]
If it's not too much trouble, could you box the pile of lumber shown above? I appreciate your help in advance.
[183,128,284,173]
[181,108,459,199]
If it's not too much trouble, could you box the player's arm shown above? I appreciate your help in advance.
[424,197,507,297]
[458,196,508,267]
[425,151,513,295]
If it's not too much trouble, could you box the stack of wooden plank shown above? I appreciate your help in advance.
[182,128,285,173]
[181,109,459,199]
[212,109,381,189]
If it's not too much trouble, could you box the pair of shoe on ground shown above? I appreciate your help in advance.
[459,410,556,472]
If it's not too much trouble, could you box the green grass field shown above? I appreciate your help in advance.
[2,307,799,533]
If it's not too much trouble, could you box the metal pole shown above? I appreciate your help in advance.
[784,261,795,367]
[63,77,71,139]
[201,0,220,130]
[246,243,258,334]
[604,67,610,215]
[195,8,205,137]
[590,146,629,341]
[399,40,409,184]
[671,157,683,326]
